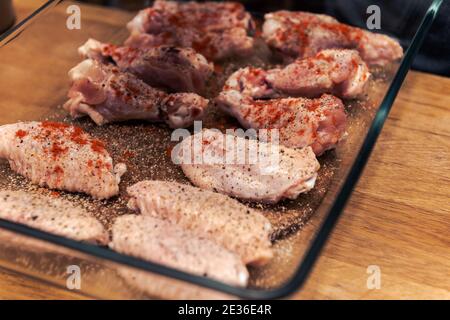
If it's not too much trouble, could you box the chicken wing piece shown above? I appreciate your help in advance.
[125,0,255,60]
[263,11,403,66]
[0,190,108,245]
[266,49,371,99]
[217,68,347,155]
[110,215,249,287]
[79,39,213,94]
[64,59,208,128]
[127,180,273,266]
[174,129,320,204]
[0,121,126,199]
[220,50,370,100]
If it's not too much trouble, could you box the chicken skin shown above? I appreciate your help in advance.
[0,190,108,245]
[64,59,208,128]
[263,11,403,66]
[217,68,347,155]
[79,39,213,94]
[219,50,370,100]
[174,129,320,203]
[0,121,126,199]
[110,215,249,287]
[127,180,273,266]
[266,49,371,99]
[125,0,255,60]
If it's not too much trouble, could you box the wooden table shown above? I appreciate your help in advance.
[1,0,449,300]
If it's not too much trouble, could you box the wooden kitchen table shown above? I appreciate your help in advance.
[0,0,449,300]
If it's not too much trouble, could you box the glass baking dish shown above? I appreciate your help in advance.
[0,0,443,299]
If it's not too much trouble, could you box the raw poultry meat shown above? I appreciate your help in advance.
[263,11,403,66]
[64,59,208,128]
[217,68,347,155]
[219,49,370,100]
[0,190,108,245]
[79,38,213,94]
[0,121,126,199]
[174,129,320,203]
[110,215,249,287]
[266,49,371,99]
[125,0,255,60]
[127,180,273,266]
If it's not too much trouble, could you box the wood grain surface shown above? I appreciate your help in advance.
[0,0,448,300]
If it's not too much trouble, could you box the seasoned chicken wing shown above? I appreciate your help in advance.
[126,0,255,60]
[64,59,208,128]
[127,180,273,266]
[110,215,249,287]
[79,39,213,94]
[219,50,370,100]
[0,121,126,199]
[266,49,371,99]
[263,11,403,66]
[174,129,320,203]
[217,68,347,155]
[0,190,108,245]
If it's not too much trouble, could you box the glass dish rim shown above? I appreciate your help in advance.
[0,0,443,299]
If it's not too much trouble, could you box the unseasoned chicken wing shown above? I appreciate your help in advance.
[64,59,208,128]
[110,215,249,287]
[0,190,108,245]
[79,39,213,94]
[174,129,320,203]
[126,0,255,60]
[0,121,126,199]
[127,180,273,266]
[263,11,403,66]
[217,68,347,155]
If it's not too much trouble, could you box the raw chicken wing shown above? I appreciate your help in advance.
[64,59,208,128]
[127,180,273,266]
[0,121,126,199]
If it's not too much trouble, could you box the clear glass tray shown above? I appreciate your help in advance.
[0,0,443,299]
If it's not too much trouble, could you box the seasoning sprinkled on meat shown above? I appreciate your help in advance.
[110,214,249,287]
[0,190,108,244]
[217,68,347,155]
[127,180,273,266]
[266,49,371,99]
[263,11,403,66]
[79,38,213,94]
[64,59,208,128]
[0,121,126,199]
[125,0,255,61]
[175,129,320,203]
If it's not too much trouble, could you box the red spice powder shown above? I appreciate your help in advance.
[41,121,70,131]
[90,139,106,153]
[15,130,28,139]
[50,142,68,159]
[53,165,64,174]
[50,191,60,197]
[70,126,88,145]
